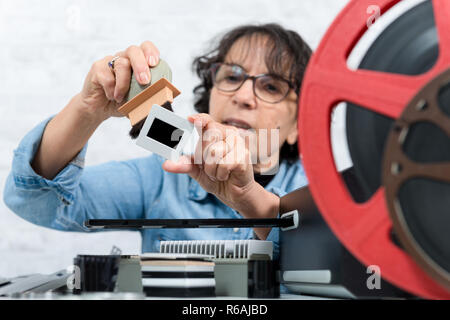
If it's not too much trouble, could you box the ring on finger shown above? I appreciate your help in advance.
[108,56,121,73]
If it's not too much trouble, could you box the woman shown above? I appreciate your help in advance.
[3,24,312,258]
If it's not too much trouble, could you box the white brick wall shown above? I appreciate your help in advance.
[0,0,348,277]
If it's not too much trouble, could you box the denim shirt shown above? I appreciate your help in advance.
[3,117,308,259]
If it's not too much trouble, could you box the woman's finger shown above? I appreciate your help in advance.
[203,140,229,181]
[124,45,151,85]
[162,156,200,176]
[216,151,237,182]
[215,165,231,182]
[93,56,116,101]
[202,156,219,182]
[112,57,131,103]
[140,41,160,67]
[188,113,215,130]
[216,141,250,181]
[190,113,235,160]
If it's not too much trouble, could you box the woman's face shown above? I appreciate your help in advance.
[208,36,298,173]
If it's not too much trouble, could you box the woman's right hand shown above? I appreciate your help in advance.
[78,41,161,121]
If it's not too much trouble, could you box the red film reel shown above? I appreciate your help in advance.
[298,0,450,299]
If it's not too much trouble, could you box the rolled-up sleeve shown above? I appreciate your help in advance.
[8,117,87,204]
[3,117,162,232]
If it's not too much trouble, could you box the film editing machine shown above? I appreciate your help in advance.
[1,0,449,299]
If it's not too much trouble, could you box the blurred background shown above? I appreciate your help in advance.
[0,0,348,277]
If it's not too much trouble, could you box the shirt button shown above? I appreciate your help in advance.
[233,228,240,233]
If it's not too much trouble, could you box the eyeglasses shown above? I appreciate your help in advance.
[209,63,295,104]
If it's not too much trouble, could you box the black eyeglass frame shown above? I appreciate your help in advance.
[209,62,296,104]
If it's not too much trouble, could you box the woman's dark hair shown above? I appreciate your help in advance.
[192,23,312,163]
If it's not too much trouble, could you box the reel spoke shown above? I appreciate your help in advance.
[411,162,450,184]
[308,65,425,119]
